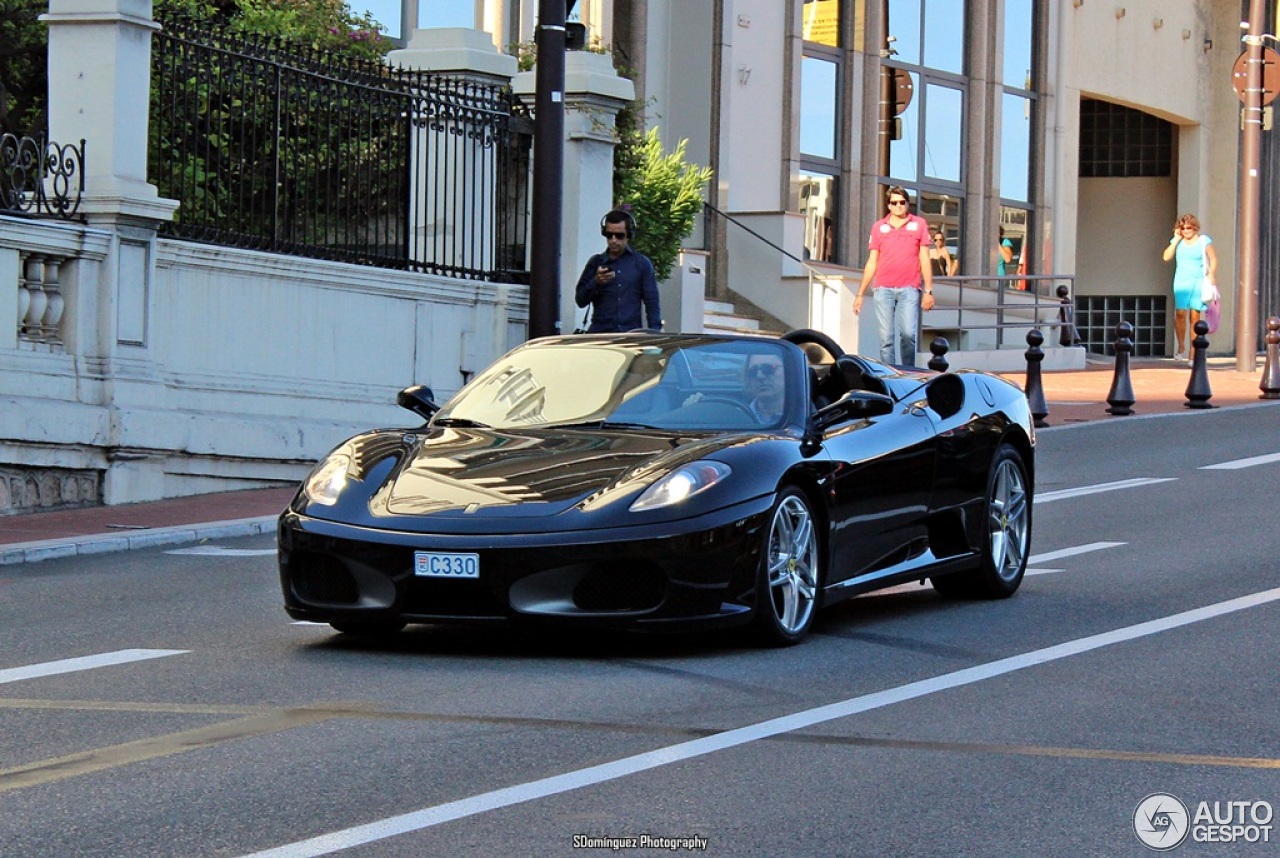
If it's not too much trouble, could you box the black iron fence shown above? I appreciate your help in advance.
[149,16,530,282]
[0,134,85,220]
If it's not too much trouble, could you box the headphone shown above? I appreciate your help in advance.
[600,209,638,240]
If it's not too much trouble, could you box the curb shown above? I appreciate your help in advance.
[0,515,278,567]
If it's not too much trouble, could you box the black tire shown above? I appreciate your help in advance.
[932,443,1031,599]
[751,487,822,646]
[330,619,407,637]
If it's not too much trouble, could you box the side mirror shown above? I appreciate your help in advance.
[397,384,440,420]
[812,390,895,432]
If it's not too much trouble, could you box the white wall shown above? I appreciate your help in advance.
[1,216,528,503]
[1077,177,1177,299]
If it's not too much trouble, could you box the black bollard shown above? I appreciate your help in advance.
[1056,284,1082,346]
[1261,317,1280,400]
[1184,320,1214,409]
[1023,328,1049,427]
[927,336,950,373]
[1105,321,1136,415]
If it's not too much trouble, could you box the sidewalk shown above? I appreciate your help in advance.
[3,355,1277,566]
[1000,354,1278,427]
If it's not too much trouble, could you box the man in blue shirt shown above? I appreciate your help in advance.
[574,209,662,332]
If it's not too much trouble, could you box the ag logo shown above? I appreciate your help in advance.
[1134,793,1190,850]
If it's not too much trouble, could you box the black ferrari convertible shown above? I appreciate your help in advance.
[278,329,1034,646]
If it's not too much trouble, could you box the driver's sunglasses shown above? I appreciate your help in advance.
[746,363,782,379]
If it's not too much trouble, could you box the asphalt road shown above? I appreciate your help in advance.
[2,406,1279,857]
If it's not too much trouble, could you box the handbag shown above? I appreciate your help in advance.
[1200,277,1219,306]
[1204,294,1222,334]
[1198,235,1220,332]
[573,306,592,334]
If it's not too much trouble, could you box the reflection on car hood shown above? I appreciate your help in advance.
[366,425,735,519]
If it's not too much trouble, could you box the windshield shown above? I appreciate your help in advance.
[433,336,800,432]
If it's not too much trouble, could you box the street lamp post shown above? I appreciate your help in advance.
[1237,0,1267,371]
[528,0,567,339]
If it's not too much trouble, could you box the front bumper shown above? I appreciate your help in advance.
[278,497,773,631]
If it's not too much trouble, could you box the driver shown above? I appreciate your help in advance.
[744,352,786,422]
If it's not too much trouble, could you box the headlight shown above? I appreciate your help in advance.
[303,452,353,506]
[630,461,731,512]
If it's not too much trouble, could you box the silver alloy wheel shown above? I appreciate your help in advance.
[766,494,819,633]
[988,458,1030,582]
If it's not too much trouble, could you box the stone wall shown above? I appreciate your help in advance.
[0,465,100,515]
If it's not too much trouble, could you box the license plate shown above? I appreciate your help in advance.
[414,551,480,579]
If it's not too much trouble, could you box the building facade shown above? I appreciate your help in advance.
[464,0,1271,357]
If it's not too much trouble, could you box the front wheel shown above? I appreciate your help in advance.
[752,488,822,646]
[932,443,1031,599]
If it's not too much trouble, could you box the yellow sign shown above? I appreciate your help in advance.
[802,0,840,47]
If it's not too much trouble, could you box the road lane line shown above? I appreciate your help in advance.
[237,587,1280,858]
[1038,478,1176,503]
[0,650,188,685]
[1200,452,1280,470]
[1028,542,1126,565]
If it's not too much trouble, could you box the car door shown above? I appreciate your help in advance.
[819,390,938,586]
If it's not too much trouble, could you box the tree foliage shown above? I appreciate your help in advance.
[157,0,391,61]
[0,0,48,136]
[0,0,391,139]
[615,126,713,282]
[148,0,405,250]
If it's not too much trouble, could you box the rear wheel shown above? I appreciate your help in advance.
[752,488,822,646]
[932,444,1031,599]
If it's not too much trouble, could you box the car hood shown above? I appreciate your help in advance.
[319,425,767,525]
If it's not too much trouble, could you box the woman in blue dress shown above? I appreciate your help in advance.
[1161,213,1217,362]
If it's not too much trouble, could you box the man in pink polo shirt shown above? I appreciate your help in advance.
[853,186,935,366]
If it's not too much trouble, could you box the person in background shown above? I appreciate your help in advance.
[996,226,1014,277]
[1161,213,1217,363]
[574,209,662,333]
[929,231,955,277]
[853,186,935,366]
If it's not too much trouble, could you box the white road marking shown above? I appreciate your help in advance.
[1200,452,1280,470]
[1038,477,1176,503]
[1028,542,1126,565]
[0,649,188,685]
[236,587,1280,858]
[1024,568,1064,577]
[165,546,277,556]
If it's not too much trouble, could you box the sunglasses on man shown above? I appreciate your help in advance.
[746,363,782,379]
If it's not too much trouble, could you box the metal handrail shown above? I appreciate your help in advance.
[924,274,1076,349]
[702,201,1077,350]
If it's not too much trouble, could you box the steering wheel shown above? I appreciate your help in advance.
[782,328,845,362]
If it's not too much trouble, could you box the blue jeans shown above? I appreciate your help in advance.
[873,287,921,367]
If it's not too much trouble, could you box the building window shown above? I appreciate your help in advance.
[800,55,839,161]
[999,0,1037,272]
[800,12,843,262]
[881,0,967,264]
[800,172,839,262]
[1079,99,1173,178]
[1076,295,1169,357]
[802,0,841,47]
